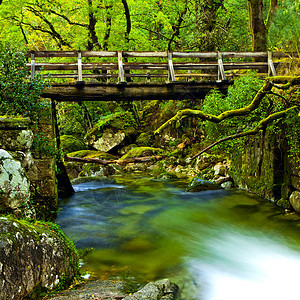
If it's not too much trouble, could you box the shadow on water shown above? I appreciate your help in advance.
[57,176,300,299]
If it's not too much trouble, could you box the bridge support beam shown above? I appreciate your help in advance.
[42,81,232,102]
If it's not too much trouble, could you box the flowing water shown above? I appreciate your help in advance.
[57,175,300,299]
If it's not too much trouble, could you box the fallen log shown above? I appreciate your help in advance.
[65,155,164,165]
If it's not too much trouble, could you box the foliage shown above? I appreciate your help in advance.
[32,132,56,157]
[92,111,138,133]
[202,72,265,152]
[0,44,48,120]
[268,0,300,51]
[0,0,298,52]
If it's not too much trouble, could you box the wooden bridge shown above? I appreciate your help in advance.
[26,51,298,101]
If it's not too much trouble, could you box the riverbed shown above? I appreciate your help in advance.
[57,175,300,299]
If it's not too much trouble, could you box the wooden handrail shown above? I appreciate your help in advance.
[26,51,299,83]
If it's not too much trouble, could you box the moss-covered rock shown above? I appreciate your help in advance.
[120,147,164,160]
[0,216,79,299]
[85,112,137,152]
[60,135,87,154]
[67,150,117,160]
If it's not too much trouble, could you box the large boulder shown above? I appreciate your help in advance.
[85,112,137,152]
[289,191,300,213]
[0,216,79,299]
[60,135,87,154]
[123,279,180,300]
[0,149,34,217]
[93,129,126,152]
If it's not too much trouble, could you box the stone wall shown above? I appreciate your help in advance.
[229,129,300,210]
[0,116,57,220]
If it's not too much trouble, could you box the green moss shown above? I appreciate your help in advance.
[0,116,30,128]
[87,111,137,138]
[120,147,164,160]
[67,150,117,160]
[0,217,80,295]
[136,132,154,147]
[60,135,88,154]
[276,198,292,209]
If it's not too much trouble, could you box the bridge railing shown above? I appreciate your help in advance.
[26,51,299,84]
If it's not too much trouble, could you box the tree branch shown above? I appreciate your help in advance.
[167,0,188,50]
[154,77,300,135]
[154,80,273,134]
[48,10,88,27]
[136,26,173,41]
[65,155,164,165]
[190,106,298,160]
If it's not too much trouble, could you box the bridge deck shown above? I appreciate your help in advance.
[27,51,299,101]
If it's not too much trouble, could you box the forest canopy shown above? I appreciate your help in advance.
[0,0,299,52]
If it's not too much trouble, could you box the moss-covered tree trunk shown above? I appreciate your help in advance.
[247,0,267,52]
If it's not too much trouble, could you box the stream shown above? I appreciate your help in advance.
[57,175,300,299]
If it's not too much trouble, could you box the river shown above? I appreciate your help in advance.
[57,175,300,299]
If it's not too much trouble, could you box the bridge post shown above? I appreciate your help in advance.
[268,51,277,76]
[77,51,83,82]
[217,52,226,82]
[167,51,176,82]
[118,51,126,84]
[30,52,35,80]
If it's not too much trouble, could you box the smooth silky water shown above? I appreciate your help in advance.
[57,175,300,299]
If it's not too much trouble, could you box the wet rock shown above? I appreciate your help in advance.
[195,153,223,172]
[212,175,232,186]
[0,149,34,217]
[123,279,180,300]
[221,181,234,189]
[289,191,300,213]
[187,177,220,192]
[0,217,79,299]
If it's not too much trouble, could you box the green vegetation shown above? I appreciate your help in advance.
[0,44,47,120]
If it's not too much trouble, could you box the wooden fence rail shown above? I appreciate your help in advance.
[26,51,299,84]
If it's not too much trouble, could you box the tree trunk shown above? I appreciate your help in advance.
[247,0,267,51]
[87,0,99,50]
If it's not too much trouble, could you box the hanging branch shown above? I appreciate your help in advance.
[154,77,300,136]
[190,106,298,160]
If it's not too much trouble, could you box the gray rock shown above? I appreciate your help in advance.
[221,181,234,189]
[0,217,79,299]
[93,129,126,152]
[213,162,228,176]
[123,279,180,300]
[0,149,34,217]
[289,191,300,213]
[187,177,220,192]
